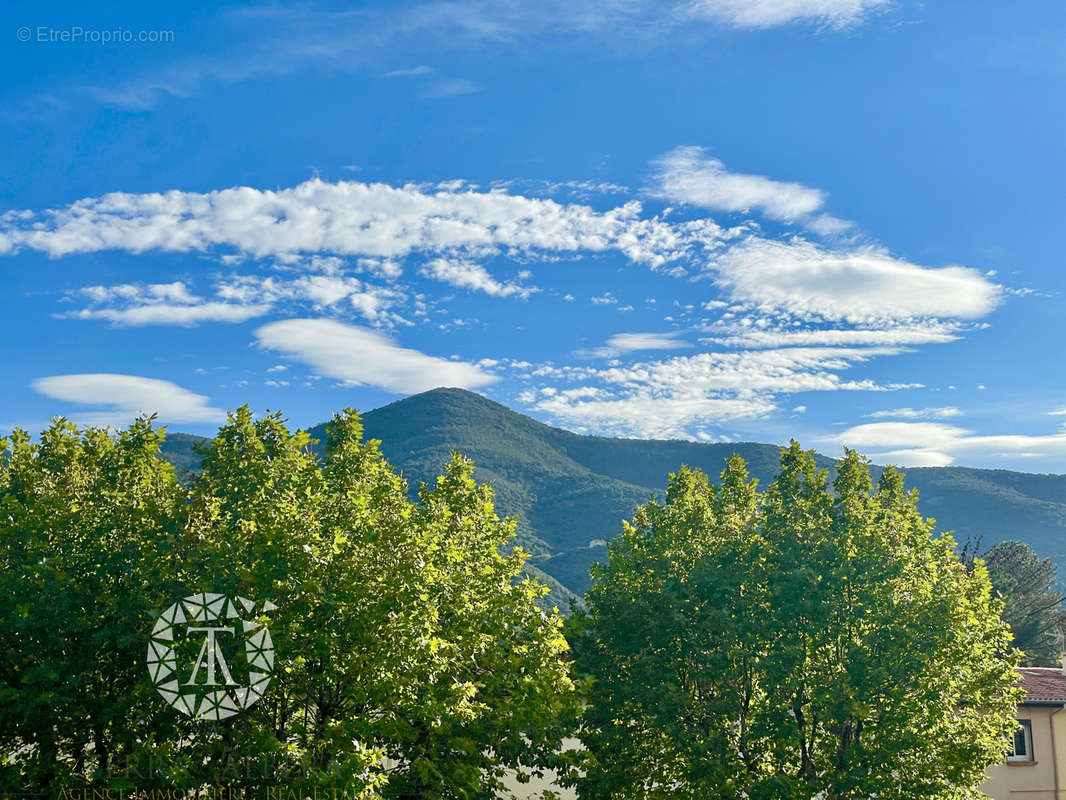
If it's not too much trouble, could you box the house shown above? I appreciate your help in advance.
[983,664,1066,800]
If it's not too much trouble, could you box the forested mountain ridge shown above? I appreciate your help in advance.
[159,387,1066,603]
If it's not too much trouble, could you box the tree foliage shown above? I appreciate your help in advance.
[961,539,1066,666]
[0,409,575,798]
[568,443,1022,800]
[0,419,188,790]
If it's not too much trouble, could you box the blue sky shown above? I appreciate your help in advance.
[1,0,1064,470]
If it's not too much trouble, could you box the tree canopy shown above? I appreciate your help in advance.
[961,539,1066,666]
[568,443,1022,800]
[0,409,575,798]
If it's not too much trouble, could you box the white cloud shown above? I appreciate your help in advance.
[705,322,964,349]
[651,146,829,224]
[79,282,192,304]
[218,274,406,322]
[607,332,692,353]
[65,272,412,328]
[686,0,892,29]
[68,301,270,326]
[6,178,1001,342]
[1050,407,1066,416]
[712,238,1002,323]
[253,318,497,394]
[0,178,719,270]
[535,345,913,438]
[577,331,693,358]
[128,281,198,303]
[828,421,1066,467]
[61,281,270,326]
[862,448,956,468]
[595,346,903,395]
[65,2,898,111]
[380,65,433,78]
[536,391,777,439]
[420,79,481,99]
[420,258,536,297]
[3,172,1012,445]
[805,213,853,237]
[31,374,225,427]
[866,406,963,420]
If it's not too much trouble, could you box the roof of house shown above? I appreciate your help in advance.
[1019,668,1066,704]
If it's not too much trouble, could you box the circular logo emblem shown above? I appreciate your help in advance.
[148,592,276,720]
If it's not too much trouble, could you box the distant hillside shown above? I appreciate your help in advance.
[159,388,1066,604]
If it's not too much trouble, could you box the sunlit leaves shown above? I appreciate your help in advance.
[0,409,576,798]
[570,443,1021,799]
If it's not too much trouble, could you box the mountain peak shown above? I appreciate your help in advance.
[379,386,507,410]
[159,391,1066,601]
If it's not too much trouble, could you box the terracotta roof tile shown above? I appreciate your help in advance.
[1018,667,1066,704]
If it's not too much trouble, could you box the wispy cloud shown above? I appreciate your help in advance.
[419,79,481,99]
[651,146,828,222]
[711,237,1001,323]
[650,146,852,236]
[216,274,408,324]
[590,293,619,305]
[421,258,536,297]
[5,177,995,338]
[604,332,692,353]
[577,331,693,358]
[64,1,899,111]
[65,301,270,326]
[59,274,407,327]
[1,172,1010,442]
[704,321,966,350]
[865,406,964,420]
[31,374,225,427]
[0,177,718,268]
[380,65,434,78]
[59,281,270,326]
[254,318,498,394]
[532,345,918,438]
[685,0,893,30]
[827,421,1066,467]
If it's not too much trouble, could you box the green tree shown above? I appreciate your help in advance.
[962,539,1066,666]
[184,407,576,797]
[568,443,1021,800]
[0,418,187,793]
[0,409,576,798]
